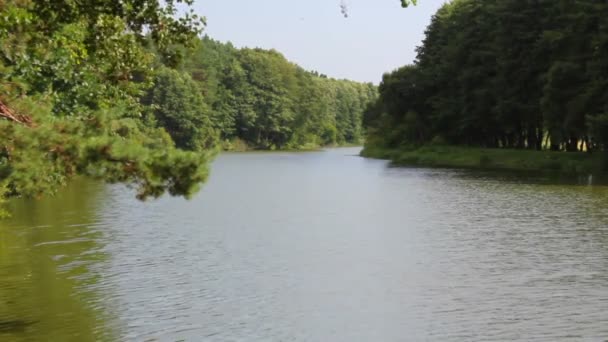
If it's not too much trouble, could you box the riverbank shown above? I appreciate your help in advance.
[221,138,362,152]
[361,145,605,174]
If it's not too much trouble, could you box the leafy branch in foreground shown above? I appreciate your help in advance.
[0,0,213,216]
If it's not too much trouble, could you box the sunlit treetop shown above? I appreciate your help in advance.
[400,0,418,7]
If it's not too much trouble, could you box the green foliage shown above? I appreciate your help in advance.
[0,96,213,201]
[0,181,9,218]
[366,0,608,158]
[363,145,600,175]
[0,0,214,214]
[400,0,418,8]
[181,37,378,150]
[144,67,218,151]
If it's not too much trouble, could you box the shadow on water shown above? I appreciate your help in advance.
[386,163,608,187]
[0,320,37,334]
[0,178,118,342]
[461,170,605,186]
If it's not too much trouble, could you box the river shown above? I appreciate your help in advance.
[1,147,607,341]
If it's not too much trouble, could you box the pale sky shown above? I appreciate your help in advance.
[189,0,446,83]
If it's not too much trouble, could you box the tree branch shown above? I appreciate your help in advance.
[0,99,34,127]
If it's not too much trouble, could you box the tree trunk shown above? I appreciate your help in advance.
[566,136,578,152]
[527,126,538,150]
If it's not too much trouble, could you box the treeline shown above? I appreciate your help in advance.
[171,36,377,150]
[365,0,608,153]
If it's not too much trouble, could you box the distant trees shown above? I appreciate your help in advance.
[144,68,218,151]
[365,0,608,153]
[182,37,377,150]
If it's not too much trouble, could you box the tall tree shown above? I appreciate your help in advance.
[366,0,608,154]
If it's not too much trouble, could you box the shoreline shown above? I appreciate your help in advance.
[221,143,363,153]
[361,145,605,175]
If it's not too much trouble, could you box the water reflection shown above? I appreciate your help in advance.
[386,164,608,187]
[0,179,116,342]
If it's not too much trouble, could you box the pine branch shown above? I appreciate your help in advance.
[0,98,34,126]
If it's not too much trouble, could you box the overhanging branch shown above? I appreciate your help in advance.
[0,99,34,126]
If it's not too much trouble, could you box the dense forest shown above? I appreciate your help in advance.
[177,36,377,150]
[0,0,376,215]
[365,0,608,155]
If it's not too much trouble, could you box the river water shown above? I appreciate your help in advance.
[1,147,607,341]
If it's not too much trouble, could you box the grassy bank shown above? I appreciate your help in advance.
[361,145,605,175]
[221,138,362,152]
